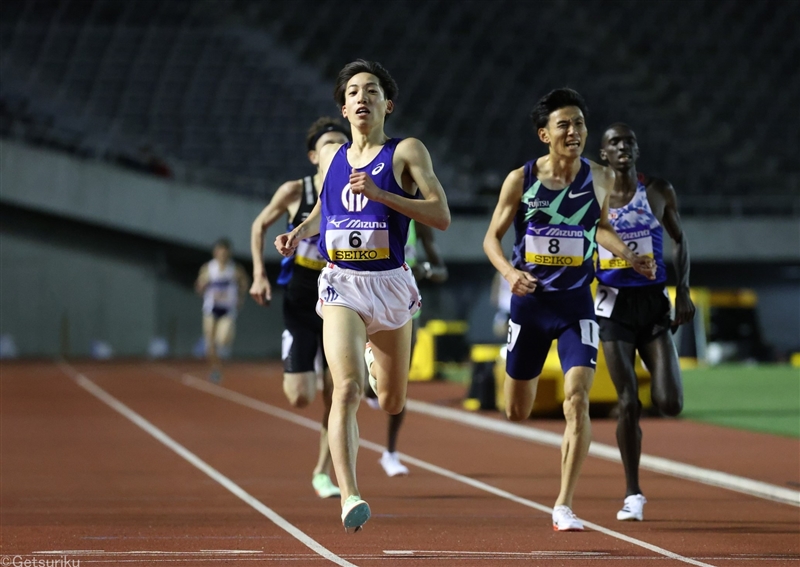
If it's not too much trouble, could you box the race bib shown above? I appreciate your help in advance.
[598,229,653,269]
[525,224,584,267]
[326,215,390,261]
[594,284,619,317]
[294,238,326,271]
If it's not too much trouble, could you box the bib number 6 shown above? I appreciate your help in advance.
[348,231,362,248]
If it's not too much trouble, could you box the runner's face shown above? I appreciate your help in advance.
[600,127,639,171]
[342,72,393,128]
[308,131,349,166]
[539,106,586,157]
[213,245,230,264]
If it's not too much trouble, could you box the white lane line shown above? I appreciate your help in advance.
[58,363,358,567]
[176,373,717,567]
[406,399,800,507]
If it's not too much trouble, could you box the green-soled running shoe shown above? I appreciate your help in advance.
[341,495,370,533]
[312,473,341,499]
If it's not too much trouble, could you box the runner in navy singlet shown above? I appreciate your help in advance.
[250,117,350,500]
[275,60,450,532]
[483,89,656,532]
[596,123,695,522]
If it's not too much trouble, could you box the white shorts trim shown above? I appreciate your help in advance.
[316,264,421,335]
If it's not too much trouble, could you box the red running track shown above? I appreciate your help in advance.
[1,360,798,566]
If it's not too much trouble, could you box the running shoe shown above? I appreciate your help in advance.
[364,343,378,396]
[341,495,371,533]
[380,451,410,477]
[312,473,341,499]
[617,494,646,521]
[552,505,584,531]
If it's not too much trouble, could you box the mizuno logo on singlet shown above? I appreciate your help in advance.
[343,219,388,229]
[329,218,349,228]
[568,190,592,199]
[622,229,650,239]
[532,227,583,238]
[372,163,385,175]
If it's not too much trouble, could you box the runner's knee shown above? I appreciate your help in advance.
[333,376,363,406]
[283,373,315,408]
[617,392,641,422]
[563,388,590,426]
[653,389,683,417]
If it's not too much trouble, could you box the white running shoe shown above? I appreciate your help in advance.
[552,505,584,531]
[380,451,409,477]
[617,494,646,521]
[364,343,378,396]
[341,495,371,533]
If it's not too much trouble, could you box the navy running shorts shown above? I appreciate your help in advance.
[506,286,599,380]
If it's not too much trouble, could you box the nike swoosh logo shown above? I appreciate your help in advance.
[590,359,597,364]
[568,191,591,199]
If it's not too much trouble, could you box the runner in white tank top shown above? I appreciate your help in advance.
[195,238,249,383]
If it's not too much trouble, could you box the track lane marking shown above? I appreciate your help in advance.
[404,399,800,507]
[58,363,358,567]
[173,371,717,567]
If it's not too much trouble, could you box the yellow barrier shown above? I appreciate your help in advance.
[409,319,470,381]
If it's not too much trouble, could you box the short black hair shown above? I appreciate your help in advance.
[305,117,350,151]
[530,88,589,129]
[333,59,399,108]
[214,238,231,250]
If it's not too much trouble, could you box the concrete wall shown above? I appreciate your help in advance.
[1,140,798,358]
[3,140,799,263]
[0,230,286,358]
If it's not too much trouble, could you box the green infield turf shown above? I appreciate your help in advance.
[681,364,800,438]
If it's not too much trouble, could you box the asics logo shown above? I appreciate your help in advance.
[372,163,385,175]
[329,217,349,228]
[568,190,591,199]
[341,183,369,212]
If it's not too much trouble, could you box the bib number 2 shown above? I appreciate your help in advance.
[594,284,619,318]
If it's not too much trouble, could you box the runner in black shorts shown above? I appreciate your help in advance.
[250,117,350,500]
[595,123,695,522]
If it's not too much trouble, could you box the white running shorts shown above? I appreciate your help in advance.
[316,263,421,335]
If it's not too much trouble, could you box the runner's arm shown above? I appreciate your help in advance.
[483,168,537,296]
[352,138,450,230]
[415,222,448,282]
[652,178,695,324]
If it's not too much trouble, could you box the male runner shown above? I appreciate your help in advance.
[195,238,249,383]
[250,117,350,498]
[276,59,450,532]
[483,88,656,531]
[596,122,695,521]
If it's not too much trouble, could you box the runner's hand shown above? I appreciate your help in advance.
[672,287,695,326]
[506,269,538,296]
[250,274,272,307]
[275,231,299,257]
[631,255,657,280]
[349,168,381,201]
